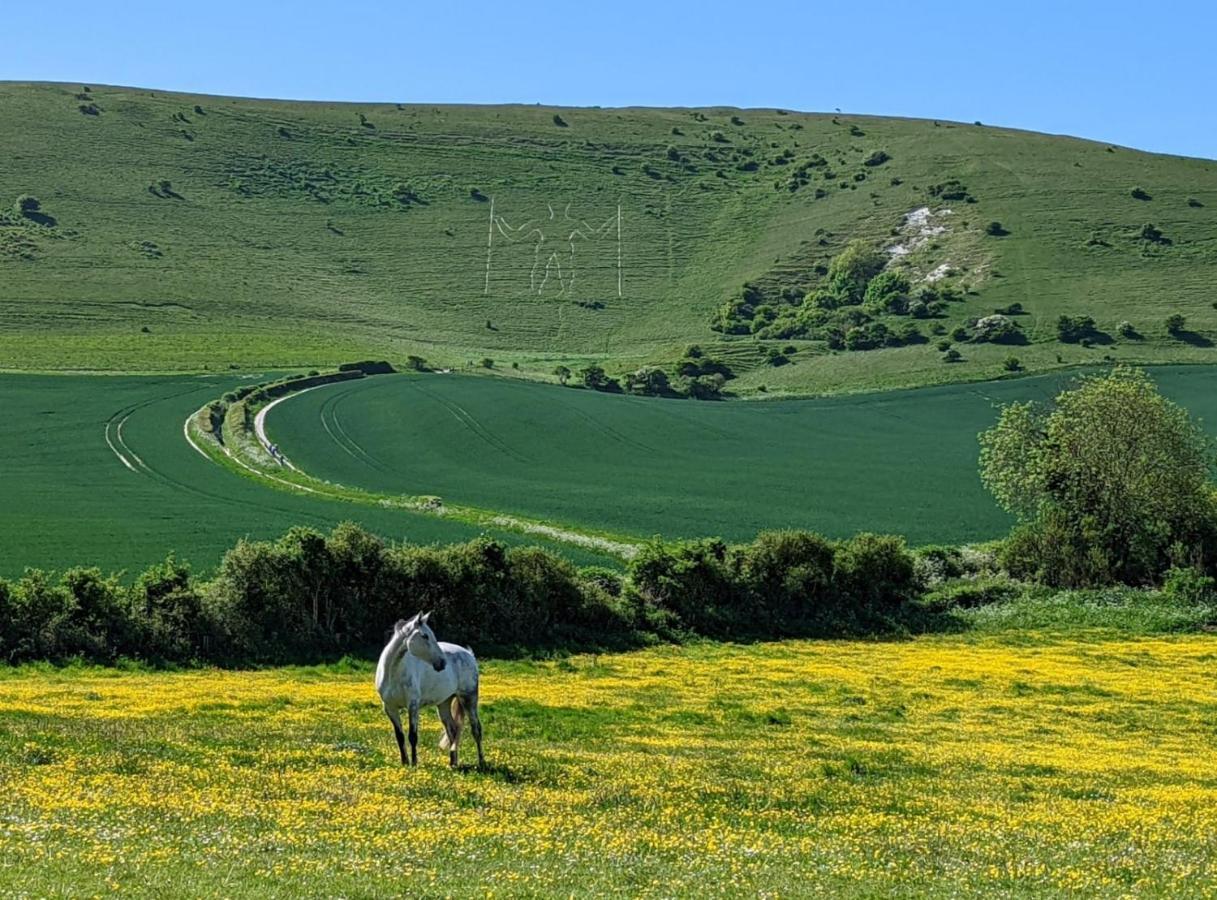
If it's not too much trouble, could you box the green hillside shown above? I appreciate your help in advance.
[2,81,1215,393]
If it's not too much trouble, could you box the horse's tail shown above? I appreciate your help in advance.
[439,696,465,750]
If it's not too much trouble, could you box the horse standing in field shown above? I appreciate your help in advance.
[375,612,486,769]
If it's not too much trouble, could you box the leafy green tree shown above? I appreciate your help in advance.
[553,365,571,385]
[980,367,1216,586]
[625,366,671,396]
[405,355,427,371]
[580,364,610,390]
[827,240,887,303]
[1166,313,1187,334]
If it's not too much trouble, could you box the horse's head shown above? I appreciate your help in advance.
[401,611,446,672]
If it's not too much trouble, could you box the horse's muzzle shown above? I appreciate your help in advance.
[433,659,446,672]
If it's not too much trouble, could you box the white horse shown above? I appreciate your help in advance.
[375,612,485,769]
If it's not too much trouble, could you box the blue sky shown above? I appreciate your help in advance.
[4,1,1213,159]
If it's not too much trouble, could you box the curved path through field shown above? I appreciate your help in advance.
[257,366,1217,545]
[0,374,617,578]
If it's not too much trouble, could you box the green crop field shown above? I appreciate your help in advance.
[262,366,1217,545]
[0,373,616,578]
[2,82,1216,396]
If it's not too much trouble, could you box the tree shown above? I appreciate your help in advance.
[827,240,887,303]
[13,194,40,216]
[480,358,494,368]
[405,355,427,371]
[1056,314,1096,343]
[1003,356,1021,372]
[942,348,962,363]
[553,365,571,385]
[1166,314,1187,335]
[625,366,671,396]
[580,365,610,390]
[980,367,1216,586]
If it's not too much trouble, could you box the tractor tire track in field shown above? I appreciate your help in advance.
[317,386,396,476]
[104,386,349,528]
[409,381,530,464]
[549,393,660,453]
[105,383,216,473]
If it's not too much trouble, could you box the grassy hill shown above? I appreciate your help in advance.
[2,81,1215,394]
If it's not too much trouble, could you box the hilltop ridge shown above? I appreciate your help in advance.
[2,81,1215,394]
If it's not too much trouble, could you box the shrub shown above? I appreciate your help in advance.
[1003,356,1021,372]
[1165,313,1186,335]
[1188,198,1204,208]
[13,194,41,216]
[338,360,394,374]
[624,366,671,396]
[739,531,836,631]
[1117,321,1139,338]
[1131,186,1152,201]
[682,373,726,399]
[1161,567,1216,604]
[935,339,952,352]
[863,150,890,167]
[972,314,1022,344]
[943,348,962,363]
[580,364,619,392]
[833,534,917,613]
[552,114,568,127]
[985,221,1009,236]
[405,355,428,371]
[480,357,494,369]
[1056,314,1096,343]
[553,365,571,385]
[862,270,910,313]
[1139,223,1168,244]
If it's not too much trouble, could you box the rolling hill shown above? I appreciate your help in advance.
[1,81,1215,394]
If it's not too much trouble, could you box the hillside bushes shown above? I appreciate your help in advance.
[628,530,918,638]
[0,524,925,666]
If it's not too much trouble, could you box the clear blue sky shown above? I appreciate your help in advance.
[4,0,1214,159]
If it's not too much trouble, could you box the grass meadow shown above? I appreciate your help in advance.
[2,83,1216,394]
[2,634,1215,897]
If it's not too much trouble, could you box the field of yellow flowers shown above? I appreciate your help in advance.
[2,635,1216,898]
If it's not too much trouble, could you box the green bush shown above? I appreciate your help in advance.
[1165,314,1186,335]
[1161,567,1216,604]
[1056,314,1096,343]
[983,368,1217,587]
[833,534,918,613]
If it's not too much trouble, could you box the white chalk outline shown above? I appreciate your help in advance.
[484,200,622,297]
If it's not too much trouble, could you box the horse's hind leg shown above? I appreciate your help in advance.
[463,692,486,768]
[385,707,407,766]
[437,699,461,768]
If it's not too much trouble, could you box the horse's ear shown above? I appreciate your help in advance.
[421,610,432,624]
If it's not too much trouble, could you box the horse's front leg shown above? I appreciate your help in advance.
[407,702,420,767]
[386,708,407,766]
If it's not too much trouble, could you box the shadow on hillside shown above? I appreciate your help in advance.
[1174,330,1214,348]
[22,211,57,228]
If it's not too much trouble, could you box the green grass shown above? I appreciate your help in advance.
[260,365,1217,544]
[0,373,617,578]
[1,82,1215,395]
[2,634,1215,897]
